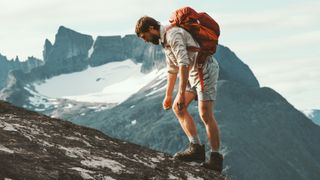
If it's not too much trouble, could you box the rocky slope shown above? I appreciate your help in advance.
[0,100,227,180]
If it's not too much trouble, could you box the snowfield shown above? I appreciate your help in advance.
[34,59,166,104]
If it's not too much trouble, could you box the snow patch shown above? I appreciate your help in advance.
[223,165,231,174]
[70,167,94,180]
[58,146,90,158]
[65,103,73,109]
[94,105,110,112]
[157,153,166,161]
[149,69,167,89]
[168,173,179,179]
[24,86,53,109]
[220,145,231,157]
[34,59,163,104]
[150,157,160,163]
[301,109,315,118]
[37,139,55,147]
[103,176,117,180]
[185,172,204,180]
[1,122,17,131]
[95,136,105,141]
[64,64,160,103]
[81,156,126,174]
[88,36,96,58]
[1,122,53,141]
[132,154,156,168]
[0,145,14,154]
[111,152,131,160]
[145,86,166,97]
[11,123,51,138]
[65,136,92,147]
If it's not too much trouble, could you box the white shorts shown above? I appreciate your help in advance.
[186,56,219,101]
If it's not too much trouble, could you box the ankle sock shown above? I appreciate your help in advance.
[210,148,219,153]
[188,135,201,144]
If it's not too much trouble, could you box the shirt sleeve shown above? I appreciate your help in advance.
[167,29,190,66]
[165,50,179,74]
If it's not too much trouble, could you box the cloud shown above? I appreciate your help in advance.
[252,56,320,109]
[228,30,320,56]
[217,1,320,31]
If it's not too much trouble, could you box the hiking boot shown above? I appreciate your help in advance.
[201,151,223,173]
[173,143,205,163]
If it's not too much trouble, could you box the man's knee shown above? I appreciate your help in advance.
[199,102,213,124]
[173,103,187,117]
[199,111,211,124]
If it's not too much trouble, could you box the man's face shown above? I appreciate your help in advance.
[139,27,160,45]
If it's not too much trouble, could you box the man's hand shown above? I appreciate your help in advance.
[163,95,173,110]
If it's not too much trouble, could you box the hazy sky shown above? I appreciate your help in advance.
[0,0,319,110]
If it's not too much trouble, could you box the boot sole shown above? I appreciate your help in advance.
[173,156,205,163]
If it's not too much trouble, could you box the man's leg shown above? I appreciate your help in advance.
[198,100,220,151]
[172,91,205,162]
[172,91,198,139]
[198,100,223,172]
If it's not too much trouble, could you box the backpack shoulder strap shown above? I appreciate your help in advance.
[162,25,200,52]
[161,25,174,48]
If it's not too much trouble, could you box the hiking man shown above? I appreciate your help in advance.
[135,10,223,172]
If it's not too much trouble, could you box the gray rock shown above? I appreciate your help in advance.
[42,26,93,76]
[89,35,126,66]
[0,53,43,90]
[215,45,259,88]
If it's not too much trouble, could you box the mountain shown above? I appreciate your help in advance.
[89,34,166,73]
[0,54,43,90]
[0,100,227,180]
[76,79,320,180]
[0,26,258,111]
[302,109,320,126]
[1,26,319,180]
[42,26,93,77]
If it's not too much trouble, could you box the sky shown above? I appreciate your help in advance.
[0,0,319,110]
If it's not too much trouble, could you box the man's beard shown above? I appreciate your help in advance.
[150,34,160,45]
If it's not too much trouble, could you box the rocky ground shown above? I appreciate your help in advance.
[0,100,228,180]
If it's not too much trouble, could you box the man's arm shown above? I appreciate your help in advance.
[178,65,189,95]
[164,49,179,97]
[162,72,177,110]
[167,29,191,110]
[166,29,190,95]
[166,72,177,97]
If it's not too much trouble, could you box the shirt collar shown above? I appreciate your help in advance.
[160,25,166,44]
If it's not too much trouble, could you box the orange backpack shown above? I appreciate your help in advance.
[166,7,220,92]
[167,6,220,64]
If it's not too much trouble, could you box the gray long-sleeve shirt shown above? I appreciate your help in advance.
[160,25,209,88]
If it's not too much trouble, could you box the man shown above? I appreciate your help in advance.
[135,16,223,173]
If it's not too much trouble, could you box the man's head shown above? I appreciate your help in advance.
[135,16,161,45]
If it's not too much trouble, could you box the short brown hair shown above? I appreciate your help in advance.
[135,16,160,37]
